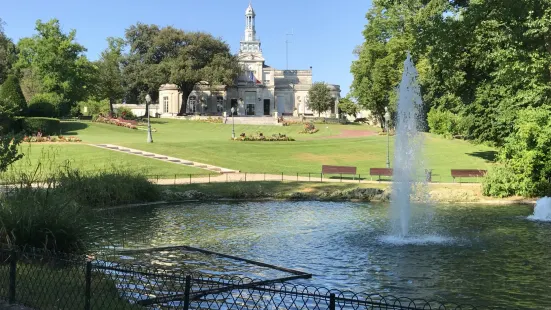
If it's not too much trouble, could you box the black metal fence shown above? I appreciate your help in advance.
[144,171,480,185]
[0,246,485,310]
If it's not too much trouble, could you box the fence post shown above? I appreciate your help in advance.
[321,173,323,182]
[174,174,177,185]
[281,172,283,181]
[183,275,192,310]
[297,172,299,181]
[8,249,16,304]
[358,174,361,183]
[85,261,92,310]
[329,293,336,310]
[245,172,247,182]
[189,174,192,184]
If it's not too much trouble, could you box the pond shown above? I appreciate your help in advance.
[90,201,551,309]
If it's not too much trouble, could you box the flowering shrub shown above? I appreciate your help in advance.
[22,132,82,143]
[94,115,138,129]
[197,117,223,124]
[299,122,319,134]
[233,132,295,141]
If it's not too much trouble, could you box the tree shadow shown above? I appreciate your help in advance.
[466,151,498,163]
[61,122,89,135]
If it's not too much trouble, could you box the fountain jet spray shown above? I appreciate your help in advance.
[390,52,426,237]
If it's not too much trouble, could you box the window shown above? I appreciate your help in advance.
[163,96,169,113]
[216,96,224,113]
[188,96,197,113]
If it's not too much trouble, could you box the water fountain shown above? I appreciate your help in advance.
[528,197,551,221]
[388,52,428,238]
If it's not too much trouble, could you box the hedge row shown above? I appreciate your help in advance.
[2,117,61,135]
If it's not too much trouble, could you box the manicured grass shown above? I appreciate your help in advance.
[0,264,140,310]
[12,120,496,183]
[5,143,210,179]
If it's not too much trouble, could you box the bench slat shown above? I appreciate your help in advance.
[370,168,393,176]
[322,165,357,175]
[451,169,487,178]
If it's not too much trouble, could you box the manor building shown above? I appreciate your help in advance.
[157,3,341,117]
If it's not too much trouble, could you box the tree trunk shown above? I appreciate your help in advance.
[178,85,194,115]
[109,97,114,116]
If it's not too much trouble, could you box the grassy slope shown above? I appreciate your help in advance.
[6,143,211,179]
[19,120,496,183]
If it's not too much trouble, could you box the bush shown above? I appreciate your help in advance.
[116,106,136,120]
[0,75,27,117]
[0,186,89,252]
[427,108,469,139]
[483,107,551,197]
[55,168,161,208]
[77,99,110,117]
[482,166,520,198]
[19,117,61,135]
[28,93,63,117]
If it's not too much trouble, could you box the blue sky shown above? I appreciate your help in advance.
[1,0,370,95]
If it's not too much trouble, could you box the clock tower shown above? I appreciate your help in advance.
[238,2,264,84]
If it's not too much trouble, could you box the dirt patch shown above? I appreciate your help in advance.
[325,130,379,139]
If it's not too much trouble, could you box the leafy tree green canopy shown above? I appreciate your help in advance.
[96,37,125,114]
[15,19,96,116]
[338,96,359,118]
[0,19,17,85]
[307,82,334,117]
[123,24,241,113]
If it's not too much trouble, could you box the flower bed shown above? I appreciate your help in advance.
[94,116,138,129]
[23,134,81,143]
[233,132,295,141]
[299,123,319,134]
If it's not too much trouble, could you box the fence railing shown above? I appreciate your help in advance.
[0,246,485,310]
[144,171,483,185]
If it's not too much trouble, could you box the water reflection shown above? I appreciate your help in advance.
[89,201,551,309]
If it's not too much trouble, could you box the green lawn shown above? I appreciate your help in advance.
[5,143,210,180]
[47,119,497,183]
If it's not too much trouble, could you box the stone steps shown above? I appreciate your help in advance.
[89,144,239,174]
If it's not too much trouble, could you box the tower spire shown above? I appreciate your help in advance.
[240,2,262,54]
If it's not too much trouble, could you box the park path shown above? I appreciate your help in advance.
[88,144,239,174]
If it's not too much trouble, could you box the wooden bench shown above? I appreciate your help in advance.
[370,168,393,181]
[322,165,357,180]
[451,169,487,183]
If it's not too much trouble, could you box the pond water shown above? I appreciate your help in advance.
[90,201,551,309]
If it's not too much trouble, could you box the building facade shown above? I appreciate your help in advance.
[156,3,341,117]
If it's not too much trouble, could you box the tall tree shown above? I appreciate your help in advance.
[307,82,334,117]
[96,37,125,115]
[15,19,96,115]
[0,18,16,85]
[123,24,241,114]
[122,23,165,109]
[338,96,359,119]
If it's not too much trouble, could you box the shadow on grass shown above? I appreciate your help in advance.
[61,122,89,135]
[466,151,498,163]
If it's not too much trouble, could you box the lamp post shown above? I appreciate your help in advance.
[231,107,236,139]
[146,94,153,143]
[384,107,391,168]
